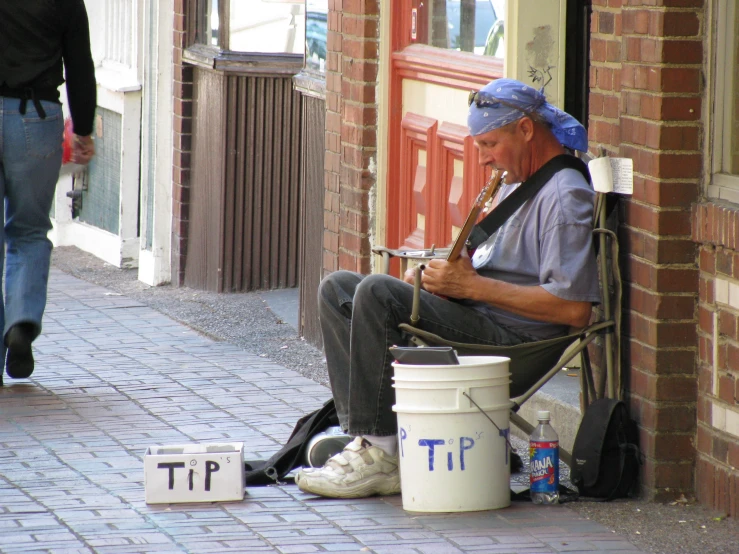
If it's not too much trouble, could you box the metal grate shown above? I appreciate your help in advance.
[78,108,121,234]
[222,75,303,291]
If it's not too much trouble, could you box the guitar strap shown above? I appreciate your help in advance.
[466,154,591,251]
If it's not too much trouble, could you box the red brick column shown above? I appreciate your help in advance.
[693,202,739,518]
[324,0,380,276]
[172,0,194,285]
[590,0,704,501]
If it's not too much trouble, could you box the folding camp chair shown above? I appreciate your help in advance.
[372,191,621,468]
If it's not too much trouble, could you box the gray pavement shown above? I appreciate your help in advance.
[0,247,736,553]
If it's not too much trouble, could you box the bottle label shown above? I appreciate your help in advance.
[529,440,559,493]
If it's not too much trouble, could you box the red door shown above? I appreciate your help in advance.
[385,1,504,257]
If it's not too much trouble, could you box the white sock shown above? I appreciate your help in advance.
[362,434,398,456]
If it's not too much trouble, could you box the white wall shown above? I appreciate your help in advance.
[138,0,174,286]
[51,0,174,285]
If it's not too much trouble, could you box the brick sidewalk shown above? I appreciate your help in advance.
[0,270,645,553]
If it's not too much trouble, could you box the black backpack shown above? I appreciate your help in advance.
[244,399,339,485]
[571,398,642,500]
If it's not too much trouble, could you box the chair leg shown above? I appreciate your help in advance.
[581,346,597,405]
[598,198,617,400]
[410,266,422,325]
[579,351,589,412]
[408,335,427,347]
[510,410,534,436]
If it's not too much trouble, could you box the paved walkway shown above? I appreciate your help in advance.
[0,270,645,554]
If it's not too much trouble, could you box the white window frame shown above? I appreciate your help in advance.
[104,0,137,69]
[708,0,739,203]
[88,0,142,92]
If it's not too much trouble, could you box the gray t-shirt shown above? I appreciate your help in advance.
[465,167,601,340]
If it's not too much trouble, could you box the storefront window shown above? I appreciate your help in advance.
[230,0,305,53]
[195,0,305,54]
[194,0,219,46]
[305,0,327,73]
[417,0,505,57]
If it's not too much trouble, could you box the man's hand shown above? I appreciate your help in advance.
[421,252,478,299]
[402,267,416,285]
[71,134,95,165]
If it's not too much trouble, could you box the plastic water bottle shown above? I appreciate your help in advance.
[530,410,559,505]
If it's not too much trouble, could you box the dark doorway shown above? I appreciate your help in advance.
[565,0,591,125]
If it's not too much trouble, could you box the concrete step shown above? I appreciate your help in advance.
[512,390,581,454]
[512,369,583,453]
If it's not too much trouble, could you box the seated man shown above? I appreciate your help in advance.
[295,78,600,499]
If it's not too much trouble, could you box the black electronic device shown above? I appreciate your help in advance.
[389,346,460,365]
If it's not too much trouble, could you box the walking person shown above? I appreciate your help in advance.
[0,0,96,381]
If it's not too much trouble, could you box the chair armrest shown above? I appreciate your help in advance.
[371,246,451,276]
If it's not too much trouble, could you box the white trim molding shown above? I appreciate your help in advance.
[505,0,567,109]
[708,0,739,202]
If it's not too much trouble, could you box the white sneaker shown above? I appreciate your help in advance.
[295,437,401,498]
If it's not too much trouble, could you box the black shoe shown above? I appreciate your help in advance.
[5,324,35,379]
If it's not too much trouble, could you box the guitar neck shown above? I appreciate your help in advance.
[446,170,505,261]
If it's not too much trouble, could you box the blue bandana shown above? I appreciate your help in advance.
[467,78,588,153]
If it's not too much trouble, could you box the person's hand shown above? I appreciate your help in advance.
[402,267,417,285]
[421,250,478,299]
[71,134,95,165]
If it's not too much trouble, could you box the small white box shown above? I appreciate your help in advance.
[144,442,245,504]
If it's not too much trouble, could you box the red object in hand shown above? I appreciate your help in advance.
[62,118,74,164]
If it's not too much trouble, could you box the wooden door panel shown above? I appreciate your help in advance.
[437,122,472,248]
[399,113,437,249]
[393,115,492,252]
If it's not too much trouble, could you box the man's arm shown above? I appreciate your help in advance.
[62,0,96,164]
[421,254,592,329]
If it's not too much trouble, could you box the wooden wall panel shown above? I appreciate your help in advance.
[226,76,303,292]
[186,70,303,292]
[298,96,326,347]
[186,69,226,291]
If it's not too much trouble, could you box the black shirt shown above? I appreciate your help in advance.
[0,0,96,135]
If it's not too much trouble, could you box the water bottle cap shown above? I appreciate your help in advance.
[537,410,550,421]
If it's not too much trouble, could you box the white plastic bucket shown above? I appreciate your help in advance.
[392,355,512,512]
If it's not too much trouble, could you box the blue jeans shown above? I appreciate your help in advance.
[0,97,64,349]
[318,271,531,437]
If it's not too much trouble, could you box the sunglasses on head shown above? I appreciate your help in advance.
[468,90,505,108]
[468,90,541,116]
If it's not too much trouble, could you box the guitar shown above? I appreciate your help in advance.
[409,168,507,324]
[445,168,507,261]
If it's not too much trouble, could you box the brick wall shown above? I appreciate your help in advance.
[589,0,704,501]
[693,203,739,517]
[172,0,194,286]
[324,0,380,276]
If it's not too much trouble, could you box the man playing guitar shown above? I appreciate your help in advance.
[297,78,600,500]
